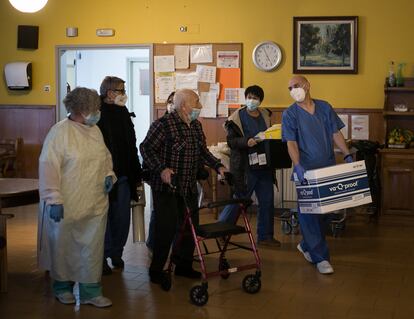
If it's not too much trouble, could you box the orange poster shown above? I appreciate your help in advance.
[217,68,241,108]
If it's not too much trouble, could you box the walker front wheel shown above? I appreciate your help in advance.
[190,285,209,306]
[242,274,261,294]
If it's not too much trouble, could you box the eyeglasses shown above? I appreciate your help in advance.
[112,88,126,95]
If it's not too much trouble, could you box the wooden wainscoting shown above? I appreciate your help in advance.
[0,105,56,178]
[155,106,385,145]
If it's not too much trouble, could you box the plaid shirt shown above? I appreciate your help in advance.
[140,111,222,195]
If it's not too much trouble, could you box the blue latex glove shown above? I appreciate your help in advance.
[104,176,113,193]
[344,154,353,163]
[49,204,64,222]
[293,164,306,184]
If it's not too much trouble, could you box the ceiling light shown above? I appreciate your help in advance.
[9,0,48,13]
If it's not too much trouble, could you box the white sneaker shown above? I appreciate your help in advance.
[56,292,76,305]
[297,244,313,263]
[81,296,112,308]
[316,261,334,274]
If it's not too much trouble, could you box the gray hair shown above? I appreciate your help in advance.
[63,87,100,115]
[173,89,197,110]
[99,76,125,97]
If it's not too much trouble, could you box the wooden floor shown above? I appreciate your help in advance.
[1,204,414,319]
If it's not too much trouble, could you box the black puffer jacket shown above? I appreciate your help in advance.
[225,106,271,193]
[97,102,142,201]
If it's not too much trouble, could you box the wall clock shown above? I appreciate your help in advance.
[252,41,282,71]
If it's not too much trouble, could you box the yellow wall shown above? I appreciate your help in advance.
[0,0,413,108]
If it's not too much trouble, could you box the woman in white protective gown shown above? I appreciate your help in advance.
[37,87,116,308]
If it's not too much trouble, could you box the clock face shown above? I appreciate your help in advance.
[252,41,282,71]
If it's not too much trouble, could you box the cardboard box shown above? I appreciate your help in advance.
[295,161,372,214]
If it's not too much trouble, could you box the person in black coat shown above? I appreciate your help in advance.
[218,85,280,247]
[97,76,142,275]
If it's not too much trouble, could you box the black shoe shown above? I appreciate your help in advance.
[174,266,201,279]
[103,259,112,276]
[111,256,124,269]
[149,270,168,284]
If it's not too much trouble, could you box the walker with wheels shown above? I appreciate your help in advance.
[160,175,262,306]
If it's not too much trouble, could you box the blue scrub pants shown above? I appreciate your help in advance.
[53,280,102,300]
[104,176,131,259]
[297,209,330,263]
[218,170,274,241]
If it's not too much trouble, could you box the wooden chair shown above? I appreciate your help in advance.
[0,138,24,178]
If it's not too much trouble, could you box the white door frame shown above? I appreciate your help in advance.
[126,57,150,115]
[55,44,155,215]
[55,44,154,122]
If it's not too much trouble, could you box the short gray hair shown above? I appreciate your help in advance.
[99,76,125,97]
[173,89,198,110]
[63,87,100,115]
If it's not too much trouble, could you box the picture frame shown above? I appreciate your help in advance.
[293,16,358,74]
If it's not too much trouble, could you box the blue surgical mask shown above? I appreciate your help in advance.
[189,108,201,122]
[245,99,260,111]
[83,111,101,126]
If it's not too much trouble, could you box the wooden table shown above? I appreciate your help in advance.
[0,178,39,293]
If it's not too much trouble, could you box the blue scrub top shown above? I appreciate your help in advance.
[282,99,344,170]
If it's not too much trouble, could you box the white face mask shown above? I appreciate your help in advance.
[114,94,128,106]
[290,87,306,103]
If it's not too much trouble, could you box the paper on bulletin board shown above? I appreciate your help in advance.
[217,68,241,108]
[209,83,220,99]
[199,92,217,118]
[351,115,369,140]
[224,88,245,105]
[196,65,216,83]
[154,56,175,73]
[155,72,175,103]
[217,51,239,68]
[175,72,198,90]
[218,100,228,117]
[174,45,189,69]
[190,44,213,63]
[338,114,349,139]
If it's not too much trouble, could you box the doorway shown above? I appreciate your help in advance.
[56,44,153,214]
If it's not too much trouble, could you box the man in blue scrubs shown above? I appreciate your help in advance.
[282,76,353,274]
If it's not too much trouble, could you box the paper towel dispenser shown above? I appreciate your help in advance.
[4,62,32,90]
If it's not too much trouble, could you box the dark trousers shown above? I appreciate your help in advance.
[104,176,131,259]
[150,190,199,273]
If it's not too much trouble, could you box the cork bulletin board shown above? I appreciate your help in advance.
[152,43,243,116]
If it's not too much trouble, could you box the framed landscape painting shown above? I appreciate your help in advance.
[293,16,358,74]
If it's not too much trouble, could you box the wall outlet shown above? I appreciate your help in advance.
[43,85,51,92]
